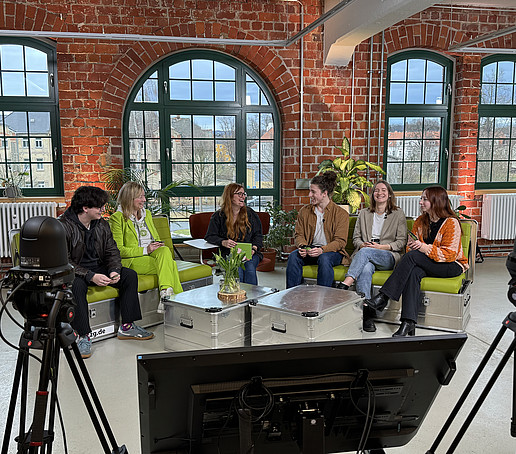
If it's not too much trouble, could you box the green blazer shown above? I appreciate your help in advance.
[109,209,161,267]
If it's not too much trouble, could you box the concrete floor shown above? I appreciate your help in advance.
[0,257,515,453]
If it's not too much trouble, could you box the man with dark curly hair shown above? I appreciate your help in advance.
[58,185,154,358]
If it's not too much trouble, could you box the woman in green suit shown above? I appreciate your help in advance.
[109,182,183,312]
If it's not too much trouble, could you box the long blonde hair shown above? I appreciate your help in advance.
[117,181,145,220]
[220,183,249,240]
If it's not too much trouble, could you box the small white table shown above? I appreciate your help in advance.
[183,239,217,263]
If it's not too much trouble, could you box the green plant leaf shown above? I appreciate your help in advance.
[365,162,386,174]
[318,159,333,170]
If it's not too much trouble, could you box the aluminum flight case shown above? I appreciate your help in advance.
[372,280,472,331]
[251,285,363,345]
[164,283,276,351]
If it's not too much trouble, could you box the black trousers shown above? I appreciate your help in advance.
[381,250,463,323]
[70,266,142,336]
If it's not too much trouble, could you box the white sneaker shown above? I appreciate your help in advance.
[158,288,174,314]
[160,288,174,298]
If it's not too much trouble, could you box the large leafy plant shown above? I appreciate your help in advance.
[263,201,298,254]
[317,137,385,213]
[101,166,192,216]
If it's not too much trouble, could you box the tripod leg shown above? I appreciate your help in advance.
[61,343,125,453]
[427,321,508,454]
[513,347,516,437]
[446,336,516,454]
[1,345,27,454]
[44,336,62,454]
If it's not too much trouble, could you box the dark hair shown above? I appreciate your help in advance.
[70,186,109,214]
[369,180,398,214]
[311,171,338,196]
[420,185,458,236]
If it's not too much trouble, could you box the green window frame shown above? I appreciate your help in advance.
[384,50,453,190]
[0,38,63,196]
[123,49,281,238]
[476,55,516,189]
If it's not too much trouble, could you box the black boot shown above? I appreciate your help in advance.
[392,319,416,337]
[364,292,389,312]
[362,306,376,332]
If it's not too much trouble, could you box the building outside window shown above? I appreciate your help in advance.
[123,50,281,238]
[477,55,516,188]
[0,38,63,196]
[384,51,453,190]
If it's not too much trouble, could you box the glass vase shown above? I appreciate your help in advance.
[219,276,240,294]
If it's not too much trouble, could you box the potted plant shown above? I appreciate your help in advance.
[1,167,28,199]
[316,136,385,213]
[213,247,247,301]
[258,202,298,271]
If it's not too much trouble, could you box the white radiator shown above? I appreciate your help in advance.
[0,202,57,258]
[481,194,516,240]
[396,194,461,218]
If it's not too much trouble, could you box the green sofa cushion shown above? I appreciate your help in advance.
[303,264,349,281]
[87,284,123,304]
[371,270,466,294]
[177,260,213,281]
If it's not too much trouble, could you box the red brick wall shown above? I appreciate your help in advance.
[2,1,515,253]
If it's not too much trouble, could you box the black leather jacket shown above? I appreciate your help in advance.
[58,208,122,282]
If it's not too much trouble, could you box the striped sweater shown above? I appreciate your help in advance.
[411,216,469,271]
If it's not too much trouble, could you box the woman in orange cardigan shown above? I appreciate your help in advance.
[364,185,469,337]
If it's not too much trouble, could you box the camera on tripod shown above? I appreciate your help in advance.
[6,216,75,324]
[2,216,128,454]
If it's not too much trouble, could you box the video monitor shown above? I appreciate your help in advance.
[137,334,467,453]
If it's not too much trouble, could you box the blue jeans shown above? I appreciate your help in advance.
[346,248,395,299]
[238,253,261,285]
[286,250,344,288]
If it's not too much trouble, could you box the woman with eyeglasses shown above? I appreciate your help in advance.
[205,183,264,285]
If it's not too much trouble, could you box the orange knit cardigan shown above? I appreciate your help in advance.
[411,216,469,271]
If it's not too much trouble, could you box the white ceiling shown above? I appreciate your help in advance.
[323,0,516,66]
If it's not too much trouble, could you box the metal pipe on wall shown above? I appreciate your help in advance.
[293,1,305,176]
[377,31,385,167]
[350,52,355,149]
[367,35,374,168]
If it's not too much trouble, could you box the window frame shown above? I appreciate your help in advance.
[0,37,63,197]
[122,49,281,222]
[383,50,454,191]
[476,54,516,189]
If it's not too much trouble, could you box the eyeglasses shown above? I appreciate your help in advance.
[234,191,247,198]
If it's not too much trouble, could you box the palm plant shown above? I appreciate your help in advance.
[316,137,385,213]
[101,166,193,216]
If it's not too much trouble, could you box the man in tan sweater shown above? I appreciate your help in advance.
[286,172,349,288]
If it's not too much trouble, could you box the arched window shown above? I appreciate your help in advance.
[123,50,280,237]
[384,51,453,190]
[477,55,516,188]
[0,38,63,196]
